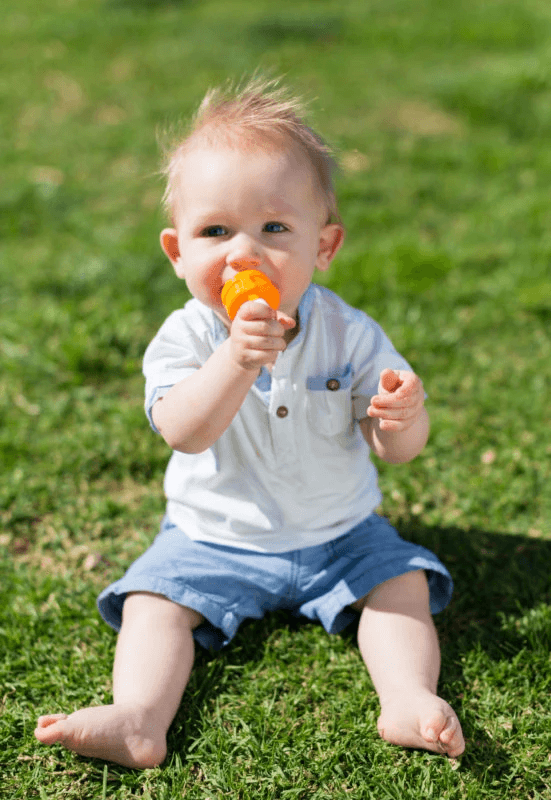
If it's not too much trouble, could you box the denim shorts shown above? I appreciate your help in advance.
[97,513,452,650]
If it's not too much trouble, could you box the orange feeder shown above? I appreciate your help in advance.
[221,270,280,321]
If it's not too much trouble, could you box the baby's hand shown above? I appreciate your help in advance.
[367,368,425,432]
[229,300,295,371]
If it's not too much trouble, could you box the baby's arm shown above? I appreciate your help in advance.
[151,302,295,453]
[360,368,429,464]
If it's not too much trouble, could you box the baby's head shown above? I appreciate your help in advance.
[159,78,344,321]
[161,77,341,226]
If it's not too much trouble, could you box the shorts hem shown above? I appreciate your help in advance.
[96,513,452,651]
[305,559,453,637]
[97,576,241,649]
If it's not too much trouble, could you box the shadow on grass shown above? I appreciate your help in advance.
[403,522,551,657]
[416,523,551,785]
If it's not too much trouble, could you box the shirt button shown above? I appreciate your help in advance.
[326,378,341,391]
[276,405,289,418]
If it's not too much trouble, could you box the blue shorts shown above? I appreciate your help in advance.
[97,513,452,651]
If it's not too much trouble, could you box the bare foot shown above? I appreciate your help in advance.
[34,704,167,768]
[377,688,465,757]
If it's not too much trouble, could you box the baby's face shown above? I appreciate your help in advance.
[162,142,340,324]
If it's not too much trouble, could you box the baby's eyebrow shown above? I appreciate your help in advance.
[191,212,230,229]
[262,201,300,217]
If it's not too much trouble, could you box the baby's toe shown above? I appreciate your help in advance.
[36,713,68,728]
[34,716,69,745]
[439,716,458,743]
[427,713,464,757]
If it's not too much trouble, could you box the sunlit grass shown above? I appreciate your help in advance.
[1,0,550,797]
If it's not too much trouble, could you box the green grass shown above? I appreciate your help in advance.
[1,0,550,797]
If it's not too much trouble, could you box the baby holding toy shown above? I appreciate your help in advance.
[35,78,465,767]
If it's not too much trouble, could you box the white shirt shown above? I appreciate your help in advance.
[144,284,412,553]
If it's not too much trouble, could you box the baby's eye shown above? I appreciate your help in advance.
[263,222,287,233]
[201,225,228,237]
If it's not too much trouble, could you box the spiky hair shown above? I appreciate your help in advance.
[161,77,340,223]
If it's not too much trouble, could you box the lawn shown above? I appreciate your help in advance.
[1,0,550,797]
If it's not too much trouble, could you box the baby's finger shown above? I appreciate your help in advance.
[379,368,403,394]
[372,383,424,409]
[275,310,296,330]
[245,335,288,352]
[236,299,277,321]
[393,371,424,397]
[376,417,412,432]
[369,394,422,410]
[367,404,414,422]
[240,316,290,341]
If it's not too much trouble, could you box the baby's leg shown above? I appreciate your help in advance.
[354,570,465,757]
[35,592,203,768]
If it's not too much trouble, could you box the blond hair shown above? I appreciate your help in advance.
[161,77,340,223]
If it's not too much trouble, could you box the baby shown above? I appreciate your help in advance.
[35,78,465,767]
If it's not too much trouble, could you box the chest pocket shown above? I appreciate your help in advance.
[306,364,354,437]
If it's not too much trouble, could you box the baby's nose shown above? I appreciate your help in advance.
[229,257,261,271]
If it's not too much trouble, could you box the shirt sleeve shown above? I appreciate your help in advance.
[350,314,414,421]
[142,306,212,433]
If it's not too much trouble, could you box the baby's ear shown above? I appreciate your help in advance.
[160,229,183,276]
[316,223,345,272]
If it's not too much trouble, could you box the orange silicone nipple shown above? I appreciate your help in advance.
[221,270,280,321]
